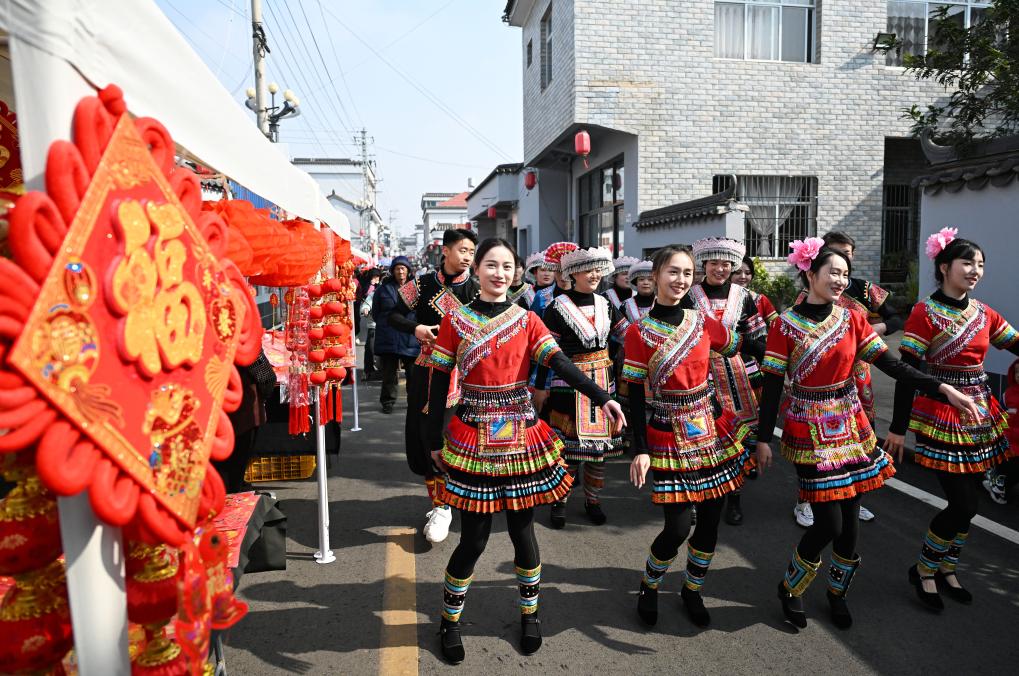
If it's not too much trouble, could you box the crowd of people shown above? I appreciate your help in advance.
[360,226,1016,664]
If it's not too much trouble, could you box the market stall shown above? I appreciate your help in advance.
[0,1,358,672]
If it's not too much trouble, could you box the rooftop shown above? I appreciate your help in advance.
[434,191,470,208]
[913,133,1019,195]
[634,179,746,230]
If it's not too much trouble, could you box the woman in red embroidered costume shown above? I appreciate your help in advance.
[756,241,977,630]
[687,238,768,526]
[534,247,626,528]
[427,238,625,664]
[625,245,755,630]
[885,233,1019,611]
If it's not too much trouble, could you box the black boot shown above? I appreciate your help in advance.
[520,614,542,655]
[637,582,658,626]
[778,581,807,628]
[439,618,465,664]
[935,570,973,605]
[908,565,944,612]
[725,493,743,526]
[550,501,567,529]
[584,501,607,525]
[826,591,853,629]
[680,585,711,627]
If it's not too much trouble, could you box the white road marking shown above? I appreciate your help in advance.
[771,426,1019,546]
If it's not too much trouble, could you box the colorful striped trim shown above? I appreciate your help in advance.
[622,361,648,383]
[532,334,560,366]
[900,333,929,359]
[442,571,473,622]
[429,346,455,372]
[857,333,887,363]
[516,564,541,615]
[683,546,715,592]
[793,450,895,503]
[991,321,1019,349]
[717,327,742,358]
[918,529,951,575]
[783,548,820,597]
[643,551,676,590]
[761,353,788,376]
[440,464,574,514]
[941,532,969,572]
[826,552,861,597]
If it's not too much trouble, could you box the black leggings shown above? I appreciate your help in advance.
[797,496,860,563]
[649,498,725,561]
[929,471,981,539]
[447,508,539,579]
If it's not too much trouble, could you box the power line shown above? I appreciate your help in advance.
[162,0,248,70]
[317,3,514,161]
[293,0,358,134]
[315,0,364,127]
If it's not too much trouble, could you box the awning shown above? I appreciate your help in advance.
[0,0,349,238]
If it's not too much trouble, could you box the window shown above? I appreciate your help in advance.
[882,184,920,254]
[540,5,553,89]
[527,39,533,67]
[579,160,625,255]
[886,1,990,66]
[713,175,818,257]
[715,0,816,63]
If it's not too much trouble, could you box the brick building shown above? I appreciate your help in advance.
[500,0,983,279]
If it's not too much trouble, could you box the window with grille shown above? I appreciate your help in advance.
[713,175,818,257]
[579,159,625,255]
[540,5,553,89]
[882,184,920,254]
[886,1,990,67]
[714,0,817,63]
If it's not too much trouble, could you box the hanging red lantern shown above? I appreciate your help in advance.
[269,292,279,307]
[524,170,537,190]
[487,206,497,219]
[575,130,591,168]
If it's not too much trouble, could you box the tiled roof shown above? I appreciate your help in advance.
[914,132,1019,194]
[436,191,469,208]
[634,180,745,230]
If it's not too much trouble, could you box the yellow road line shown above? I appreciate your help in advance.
[379,527,419,676]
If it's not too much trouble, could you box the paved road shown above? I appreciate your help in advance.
[223,348,1019,675]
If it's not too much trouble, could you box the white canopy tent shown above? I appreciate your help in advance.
[0,1,353,672]
[0,0,350,237]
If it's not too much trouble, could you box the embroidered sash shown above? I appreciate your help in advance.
[781,307,850,382]
[508,283,532,304]
[644,312,704,395]
[575,351,612,443]
[688,284,745,329]
[605,288,624,312]
[925,298,986,364]
[451,304,527,387]
[622,297,651,325]
[397,279,419,309]
[551,294,610,349]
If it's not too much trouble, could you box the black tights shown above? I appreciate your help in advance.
[797,496,860,563]
[649,498,725,561]
[929,472,980,539]
[446,508,539,579]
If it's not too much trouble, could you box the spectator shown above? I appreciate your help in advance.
[371,256,420,413]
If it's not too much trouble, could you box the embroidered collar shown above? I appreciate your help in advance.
[551,293,610,349]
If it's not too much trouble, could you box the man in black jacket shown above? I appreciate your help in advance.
[389,228,478,543]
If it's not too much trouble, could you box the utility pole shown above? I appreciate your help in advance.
[251,0,270,136]
[354,128,372,252]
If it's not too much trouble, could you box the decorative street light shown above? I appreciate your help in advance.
[245,82,301,142]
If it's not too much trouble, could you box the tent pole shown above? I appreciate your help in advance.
[349,358,363,432]
[312,386,336,564]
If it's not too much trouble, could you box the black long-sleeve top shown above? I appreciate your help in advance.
[533,289,623,388]
[427,299,614,452]
[756,300,947,444]
[888,290,1019,434]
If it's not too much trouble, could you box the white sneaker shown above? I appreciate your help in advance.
[983,469,1009,505]
[423,506,452,543]
[858,505,876,522]
[793,502,814,528]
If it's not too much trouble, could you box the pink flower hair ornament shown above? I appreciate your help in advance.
[787,237,825,272]
[925,227,958,260]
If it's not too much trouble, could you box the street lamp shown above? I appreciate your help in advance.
[245,81,301,142]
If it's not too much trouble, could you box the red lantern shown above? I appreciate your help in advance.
[487,206,497,219]
[575,130,591,168]
[524,170,537,190]
[269,292,279,307]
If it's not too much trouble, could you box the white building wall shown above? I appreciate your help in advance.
[517,0,952,280]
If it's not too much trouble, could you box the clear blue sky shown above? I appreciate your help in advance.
[154,0,523,237]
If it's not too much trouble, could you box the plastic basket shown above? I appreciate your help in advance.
[244,454,317,482]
